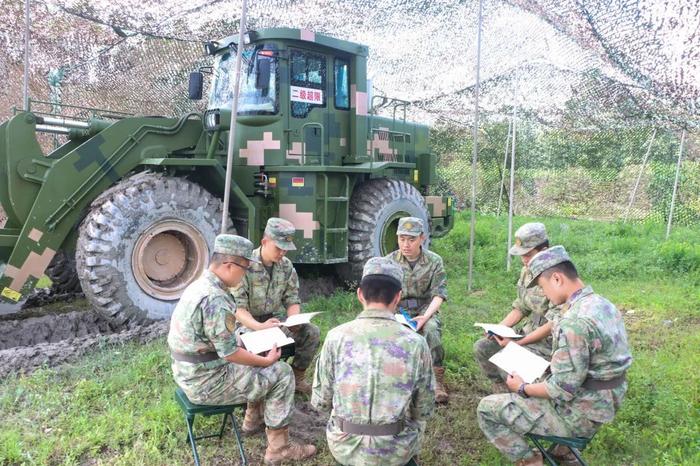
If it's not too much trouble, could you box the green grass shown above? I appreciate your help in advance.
[1,213,699,465]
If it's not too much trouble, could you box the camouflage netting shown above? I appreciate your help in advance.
[0,0,698,225]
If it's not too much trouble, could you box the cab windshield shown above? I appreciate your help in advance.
[208,45,278,115]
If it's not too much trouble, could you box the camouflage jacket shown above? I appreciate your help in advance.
[311,308,436,466]
[230,247,301,319]
[167,270,240,402]
[513,266,561,332]
[385,248,448,309]
[544,286,633,424]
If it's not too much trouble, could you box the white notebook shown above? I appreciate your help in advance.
[488,342,550,383]
[240,327,295,355]
[474,323,523,339]
[280,312,323,327]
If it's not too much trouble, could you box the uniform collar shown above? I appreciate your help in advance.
[356,308,396,321]
[203,269,226,290]
[567,285,593,306]
[252,247,274,270]
[395,248,426,265]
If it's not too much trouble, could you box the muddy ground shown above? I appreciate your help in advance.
[0,273,343,378]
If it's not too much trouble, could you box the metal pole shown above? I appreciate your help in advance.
[666,130,686,239]
[496,119,512,216]
[221,0,249,234]
[506,103,517,271]
[467,0,484,293]
[23,0,30,111]
[624,128,656,222]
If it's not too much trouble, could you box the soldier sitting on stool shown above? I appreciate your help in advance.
[167,234,316,465]
[231,217,320,397]
[477,246,632,466]
[312,257,435,466]
[385,217,450,403]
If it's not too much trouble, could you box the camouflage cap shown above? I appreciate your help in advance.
[397,217,424,237]
[509,222,548,256]
[362,257,404,286]
[264,217,297,251]
[526,245,572,287]
[214,234,260,263]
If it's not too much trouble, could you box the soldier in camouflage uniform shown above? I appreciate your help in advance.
[474,223,560,393]
[385,217,449,403]
[477,246,632,466]
[312,257,435,466]
[168,234,316,465]
[231,217,320,395]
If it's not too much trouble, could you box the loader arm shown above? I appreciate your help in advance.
[0,112,205,302]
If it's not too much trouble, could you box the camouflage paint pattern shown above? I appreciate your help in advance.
[474,266,560,382]
[312,308,435,466]
[477,285,632,461]
[168,269,295,428]
[385,248,448,366]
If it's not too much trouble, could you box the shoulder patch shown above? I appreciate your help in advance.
[225,313,237,332]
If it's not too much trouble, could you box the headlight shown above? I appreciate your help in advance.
[204,110,220,131]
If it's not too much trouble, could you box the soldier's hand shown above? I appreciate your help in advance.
[261,318,281,329]
[413,314,430,331]
[494,335,512,347]
[506,373,524,392]
[264,344,281,365]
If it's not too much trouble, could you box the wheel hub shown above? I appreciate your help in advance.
[132,220,209,300]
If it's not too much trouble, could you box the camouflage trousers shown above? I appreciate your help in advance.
[473,337,551,383]
[409,311,443,367]
[238,323,320,370]
[477,393,600,461]
[179,361,295,429]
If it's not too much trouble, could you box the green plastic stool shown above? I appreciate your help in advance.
[175,388,248,466]
[527,433,591,466]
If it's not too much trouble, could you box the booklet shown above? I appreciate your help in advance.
[240,327,295,355]
[280,312,323,327]
[474,323,524,339]
[395,311,418,331]
[488,342,550,383]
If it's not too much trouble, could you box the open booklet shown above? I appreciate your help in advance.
[240,327,295,355]
[474,323,524,339]
[280,312,323,327]
[488,341,550,383]
[395,310,418,331]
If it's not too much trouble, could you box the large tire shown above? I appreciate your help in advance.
[76,172,231,325]
[45,250,81,293]
[338,178,430,283]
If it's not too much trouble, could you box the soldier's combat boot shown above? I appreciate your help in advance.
[264,426,316,465]
[242,400,265,435]
[433,366,449,403]
[515,451,543,466]
[292,367,312,395]
[549,445,580,466]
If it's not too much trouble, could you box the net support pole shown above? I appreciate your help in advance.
[23,0,30,111]
[624,128,656,222]
[496,119,512,217]
[221,0,249,234]
[467,0,484,292]
[506,103,517,271]
[666,129,686,240]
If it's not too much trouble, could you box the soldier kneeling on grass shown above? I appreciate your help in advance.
[476,246,632,466]
[167,234,316,465]
[312,257,436,466]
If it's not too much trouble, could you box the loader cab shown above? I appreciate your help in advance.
[196,28,369,167]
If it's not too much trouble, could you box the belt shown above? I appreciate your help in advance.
[336,417,404,436]
[582,373,626,390]
[171,350,220,364]
[399,298,429,311]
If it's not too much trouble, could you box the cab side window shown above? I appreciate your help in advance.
[334,58,350,110]
[290,50,326,118]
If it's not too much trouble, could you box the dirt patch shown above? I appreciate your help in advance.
[298,268,344,302]
[0,320,168,378]
[288,398,329,445]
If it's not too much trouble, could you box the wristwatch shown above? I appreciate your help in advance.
[518,382,529,398]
